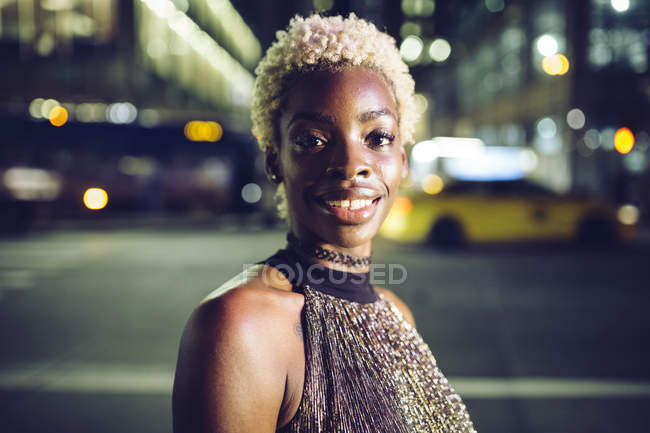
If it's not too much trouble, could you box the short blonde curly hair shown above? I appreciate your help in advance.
[251,13,417,218]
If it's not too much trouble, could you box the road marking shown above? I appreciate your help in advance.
[451,377,650,398]
[0,364,174,394]
[1,364,650,398]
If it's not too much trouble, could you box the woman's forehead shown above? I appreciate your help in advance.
[281,67,397,120]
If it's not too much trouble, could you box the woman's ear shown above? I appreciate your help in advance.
[265,149,283,184]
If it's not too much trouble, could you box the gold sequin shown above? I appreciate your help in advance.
[279,286,476,433]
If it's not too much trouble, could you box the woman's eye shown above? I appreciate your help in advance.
[294,134,327,150]
[367,130,395,148]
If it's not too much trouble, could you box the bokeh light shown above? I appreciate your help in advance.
[400,35,423,62]
[107,102,138,124]
[241,183,262,204]
[536,34,559,57]
[623,150,647,174]
[611,0,630,13]
[537,117,557,139]
[542,54,570,75]
[614,127,635,154]
[49,106,68,127]
[184,121,223,142]
[421,174,444,195]
[3,167,61,201]
[617,204,639,225]
[40,99,60,119]
[566,108,586,130]
[601,128,616,151]
[428,38,451,62]
[557,54,570,74]
[83,188,108,210]
[542,55,561,75]
[29,98,45,118]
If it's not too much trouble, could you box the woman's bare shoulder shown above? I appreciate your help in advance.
[188,265,303,348]
[172,267,304,432]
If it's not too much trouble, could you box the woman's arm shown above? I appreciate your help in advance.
[172,286,290,433]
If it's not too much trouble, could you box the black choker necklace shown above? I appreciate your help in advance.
[287,233,371,268]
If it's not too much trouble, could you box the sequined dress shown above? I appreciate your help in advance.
[261,249,476,433]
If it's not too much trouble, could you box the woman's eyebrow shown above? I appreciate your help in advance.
[357,108,396,123]
[288,112,336,127]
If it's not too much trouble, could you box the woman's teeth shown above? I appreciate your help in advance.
[326,199,374,210]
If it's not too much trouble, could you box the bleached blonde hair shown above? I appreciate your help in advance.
[251,13,417,218]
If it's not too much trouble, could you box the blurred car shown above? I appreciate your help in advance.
[380,178,637,247]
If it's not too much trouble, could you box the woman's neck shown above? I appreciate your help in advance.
[286,231,372,273]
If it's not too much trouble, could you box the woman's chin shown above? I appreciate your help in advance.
[314,223,380,250]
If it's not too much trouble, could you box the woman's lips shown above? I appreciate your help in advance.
[315,197,381,224]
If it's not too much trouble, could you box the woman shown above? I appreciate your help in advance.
[172,13,475,433]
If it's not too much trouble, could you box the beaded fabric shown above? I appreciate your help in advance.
[276,282,476,432]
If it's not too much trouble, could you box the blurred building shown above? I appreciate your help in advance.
[0,0,259,128]
[400,0,649,224]
[0,0,269,228]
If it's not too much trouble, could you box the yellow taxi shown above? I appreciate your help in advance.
[380,178,637,247]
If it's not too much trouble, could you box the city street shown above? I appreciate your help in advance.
[1,226,649,433]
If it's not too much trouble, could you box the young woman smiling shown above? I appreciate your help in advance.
[172,13,475,433]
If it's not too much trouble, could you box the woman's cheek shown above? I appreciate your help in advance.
[377,155,403,192]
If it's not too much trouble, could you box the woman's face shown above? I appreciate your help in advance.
[274,66,406,249]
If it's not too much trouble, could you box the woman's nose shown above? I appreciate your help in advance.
[325,140,372,180]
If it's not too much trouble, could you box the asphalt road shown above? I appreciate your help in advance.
[1,226,649,433]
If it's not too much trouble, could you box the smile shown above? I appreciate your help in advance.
[315,196,381,225]
[325,199,376,210]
